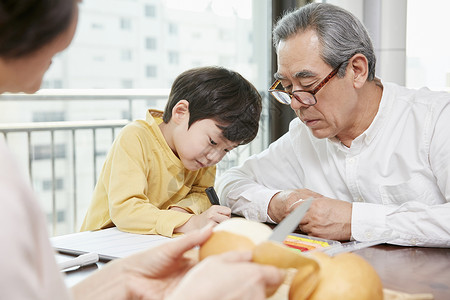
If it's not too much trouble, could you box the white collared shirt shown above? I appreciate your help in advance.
[217,82,450,247]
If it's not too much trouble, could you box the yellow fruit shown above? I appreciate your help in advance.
[289,252,383,300]
[199,217,272,260]
[199,230,255,260]
[199,218,320,298]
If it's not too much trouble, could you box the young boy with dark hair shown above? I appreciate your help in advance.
[80,66,262,237]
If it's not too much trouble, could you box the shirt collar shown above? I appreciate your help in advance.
[328,79,393,151]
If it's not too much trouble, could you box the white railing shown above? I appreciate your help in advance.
[0,89,269,236]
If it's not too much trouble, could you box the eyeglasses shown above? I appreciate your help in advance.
[268,62,343,106]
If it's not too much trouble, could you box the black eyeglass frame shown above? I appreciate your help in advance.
[268,62,344,106]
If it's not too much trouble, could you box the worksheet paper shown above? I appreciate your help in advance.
[50,227,172,261]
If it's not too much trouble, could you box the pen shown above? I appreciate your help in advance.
[205,186,220,205]
[58,252,99,272]
[319,233,398,256]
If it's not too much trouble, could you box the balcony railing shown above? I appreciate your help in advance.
[0,89,269,236]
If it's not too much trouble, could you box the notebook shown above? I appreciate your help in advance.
[50,227,172,261]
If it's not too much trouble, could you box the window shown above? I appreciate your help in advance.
[120,18,132,30]
[146,37,157,50]
[41,80,63,89]
[57,210,66,223]
[121,79,134,88]
[33,111,65,122]
[93,55,105,62]
[168,51,179,65]
[168,23,178,35]
[145,4,156,17]
[146,65,157,78]
[13,1,272,236]
[219,29,232,41]
[91,22,103,29]
[406,0,450,90]
[46,210,67,223]
[121,49,132,61]
[53,80,63,89]
[33,144,67,160]
[43,178,64,191]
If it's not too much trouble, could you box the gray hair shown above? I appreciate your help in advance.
[273,3,376,81]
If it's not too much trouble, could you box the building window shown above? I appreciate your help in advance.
[43,178,64,191]
[121,110,131,120]
[121,49,132,61]
[145,37,157,50]
[121,79,133,88]
[219,56,233,66]
[57,210,66,223]
[33,144,67,160]
[120,18,132,30]
[93,55,105,62]
[146,65,157,78]
[53,80,63,88]
[168,23,178,35]
[33,111,66,122]
[168,51,179,65]
[41,80,63,89]
[91,22,103,29]
[46,210,67,223]
[219,29,232,41]
[145,4,156,17]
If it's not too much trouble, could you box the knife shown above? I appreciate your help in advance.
[268,197,313,243]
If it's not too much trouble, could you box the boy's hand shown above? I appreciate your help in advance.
[201,205,231,225]
[175,205,231,233]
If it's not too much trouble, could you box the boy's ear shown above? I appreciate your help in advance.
[171,100,190,125]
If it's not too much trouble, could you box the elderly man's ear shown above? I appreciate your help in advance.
[349,54,369,89]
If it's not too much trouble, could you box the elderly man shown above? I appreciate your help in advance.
[217,3,450,247]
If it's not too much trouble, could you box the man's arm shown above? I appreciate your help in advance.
[217,130,302,223]
[351,98,450,247]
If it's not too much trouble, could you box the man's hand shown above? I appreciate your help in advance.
[268,189,352,241]
[297,197,352,241]
[268,189,322,223]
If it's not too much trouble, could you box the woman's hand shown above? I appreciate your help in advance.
[72,225,284,300]
[71,225,212,300]
[167,250,284,300]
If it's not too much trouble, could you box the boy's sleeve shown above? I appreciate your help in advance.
[100,125,194,237]
[172,166,216,215]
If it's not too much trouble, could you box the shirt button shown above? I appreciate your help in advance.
[348,158,355,164]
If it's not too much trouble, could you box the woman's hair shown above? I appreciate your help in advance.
[273,3,376,81]
[162,66,262,145]
[0,0,77,59]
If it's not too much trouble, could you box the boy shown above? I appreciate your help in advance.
[80,66,262,237]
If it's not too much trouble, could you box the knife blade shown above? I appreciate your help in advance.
[268,197,313,243]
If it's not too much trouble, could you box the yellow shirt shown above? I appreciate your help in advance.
[80,109,215,237]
